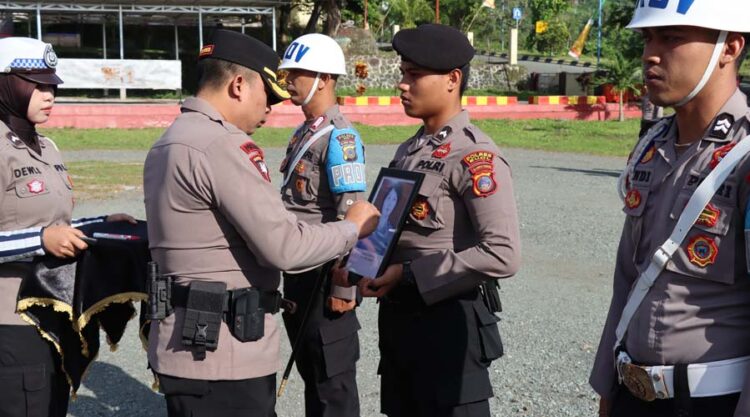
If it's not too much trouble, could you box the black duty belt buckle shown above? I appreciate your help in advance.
[621,362,657,401]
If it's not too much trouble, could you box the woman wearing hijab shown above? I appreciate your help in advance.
[0,37,134,417]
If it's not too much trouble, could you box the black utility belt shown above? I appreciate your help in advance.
[146,272,296,361]
[170,283,290,316]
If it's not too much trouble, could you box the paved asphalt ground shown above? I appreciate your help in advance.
[65,144,627,417]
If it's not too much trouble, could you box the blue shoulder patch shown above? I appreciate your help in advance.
[327,127,366,194]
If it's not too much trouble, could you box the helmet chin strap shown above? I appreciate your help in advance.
[675,30,728,107]
[301,73,321,106]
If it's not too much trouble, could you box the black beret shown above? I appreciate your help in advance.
[199,29,289,104]
[392,24,475,72]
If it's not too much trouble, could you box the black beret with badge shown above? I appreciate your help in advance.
[392,23,475,72]
[199,29,290,104]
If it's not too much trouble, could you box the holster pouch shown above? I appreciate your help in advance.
[181,281,227,360]
[479,280,503,314]
[146,261,173,320]
[227,288,265,343]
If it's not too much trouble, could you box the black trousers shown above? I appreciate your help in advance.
[377,288,503,417]
[158,373,277,417]
[282,269,360,417]
[0,325,70,417]
[612,386,740,417]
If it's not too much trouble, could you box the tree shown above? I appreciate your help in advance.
[528,0,571,54]
[597,51,641,122]
[303,0,345,35]
[389,0,434,29]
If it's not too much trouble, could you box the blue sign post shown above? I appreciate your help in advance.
[512,7,522,28]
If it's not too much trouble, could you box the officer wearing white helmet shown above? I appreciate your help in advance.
[591,1,750,416]
[0,37,135,417]
[277,33,365,417]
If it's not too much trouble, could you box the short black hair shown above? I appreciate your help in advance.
[196,58,258,93]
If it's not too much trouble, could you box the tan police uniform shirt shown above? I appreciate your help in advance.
[590,90,750,413]
[280,104,365,299]
[143,97,359,381]
[0,121,76,326]
[280,104,365,224]
[388,110,521,305]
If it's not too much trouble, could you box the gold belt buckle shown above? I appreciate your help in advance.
[621,362,657,401]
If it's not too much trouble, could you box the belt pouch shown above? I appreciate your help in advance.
[181,281,226,360]
[228,288,265,342]
[147,262,173,320]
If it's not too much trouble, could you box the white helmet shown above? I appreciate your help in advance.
[627,0,750,107]
[279,33,346,76]
[0,37,62,84]
[627,0,750,33]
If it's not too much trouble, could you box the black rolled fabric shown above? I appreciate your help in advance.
[16,220,150,392]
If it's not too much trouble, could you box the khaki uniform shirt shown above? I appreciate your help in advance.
[590,90,750,414]
[280,105,365,299]
[388,111,521,305]
[0,121,77,326]
[143,97,359,380]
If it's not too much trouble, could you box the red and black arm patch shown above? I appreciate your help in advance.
[462,150,497,198]
[240,141,271,182]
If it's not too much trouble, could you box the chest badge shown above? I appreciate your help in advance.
[27,179,45,194]
[710,143,736,169]
[639,146,656,164]
[294,161,305,175]
[625,189,642,210]
[410,198,430,220]
[687,235,718,267]
[295,178,306,193]
[696,203,720,228]
[432,143,451,159]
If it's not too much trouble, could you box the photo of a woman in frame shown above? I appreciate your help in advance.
[346,178,411,278]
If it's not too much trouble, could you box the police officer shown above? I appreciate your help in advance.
[142,30,379,417]
[590,2,750,416]
[0,37,134,417]
[337,24,521,417]
[277,33,365,417]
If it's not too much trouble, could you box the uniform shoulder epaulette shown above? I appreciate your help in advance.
[331,113,350,129]
[463,124,491,144]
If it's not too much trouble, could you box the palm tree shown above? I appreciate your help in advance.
[597,51,641,122]
[389,0,434,28]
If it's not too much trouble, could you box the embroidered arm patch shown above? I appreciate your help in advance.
[462,151,497,198]
[327,127,366,194]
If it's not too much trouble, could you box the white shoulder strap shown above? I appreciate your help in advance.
[281,124,335,188]
[614,135,750,352]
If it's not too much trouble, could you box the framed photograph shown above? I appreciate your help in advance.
[346,168,424,282]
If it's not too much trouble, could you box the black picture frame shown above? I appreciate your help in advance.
[346,168,424,283]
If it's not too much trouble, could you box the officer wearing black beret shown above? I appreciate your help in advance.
[337,23,521,417]
[144,29,379,417]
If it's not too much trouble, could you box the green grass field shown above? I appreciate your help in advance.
[44,119,640,201]
[42,118,640,157]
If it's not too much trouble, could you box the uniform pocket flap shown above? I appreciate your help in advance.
[416,173,443,197]
[435,368,494,406]
[670,191,733,236]
[22,364,47,392]
[15,179,50,198]
[319,312,360,345]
